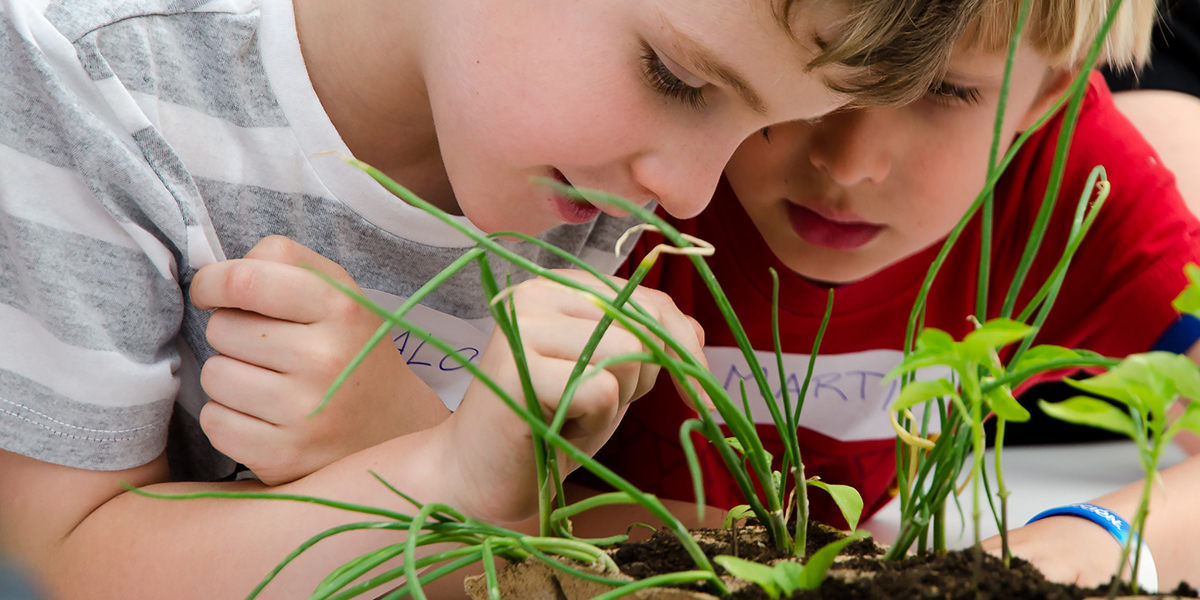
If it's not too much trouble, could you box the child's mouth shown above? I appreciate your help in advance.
[787,203,884,250]
[549,169,601,225]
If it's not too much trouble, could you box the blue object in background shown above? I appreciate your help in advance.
[0,558,44,600]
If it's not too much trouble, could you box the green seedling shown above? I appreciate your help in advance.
[887,0,1128,567]
[887,319,1034,557]
[884,319,1120,563]
[723,505,756,530]
[714,530,870,598]
[1040,350,1200,593]
[136,0,1133,593]
[807,478,865,532]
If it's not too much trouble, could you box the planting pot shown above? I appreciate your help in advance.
[464,524,1196,600]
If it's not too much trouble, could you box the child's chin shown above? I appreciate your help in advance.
[791,260,883,287]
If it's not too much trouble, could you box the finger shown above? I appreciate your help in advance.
[670,316,714,410]
[200,354,308,425]
[205,308,384,376]
[518,314,646,405]
[190,258,346,323]
[244,236,356,287]
[508,279,610,322]
[205,308,317,372]
[628,289,708,406]
[198,398,285,461]
[528,356,623,439]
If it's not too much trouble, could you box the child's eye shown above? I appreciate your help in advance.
[640,42,707,110]
[760,126,772,142]
[926,81,982,107]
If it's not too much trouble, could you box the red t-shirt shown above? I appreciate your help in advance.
[585,74,1200,528]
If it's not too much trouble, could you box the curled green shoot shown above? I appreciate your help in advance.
[895,0,1129,562]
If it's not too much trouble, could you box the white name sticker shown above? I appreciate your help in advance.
[703,347,950,441]
[364,289,494,411]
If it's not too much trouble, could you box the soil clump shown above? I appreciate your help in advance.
[605,523,1197,600]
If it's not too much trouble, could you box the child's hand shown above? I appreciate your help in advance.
[441,270,705,524]
[190,236,450,485]
[981,516,1123,587]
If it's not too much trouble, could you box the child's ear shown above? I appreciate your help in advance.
[1016,68,1077,131]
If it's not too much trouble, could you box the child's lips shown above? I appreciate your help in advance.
[548,169,601,224]
[786,203,884,250]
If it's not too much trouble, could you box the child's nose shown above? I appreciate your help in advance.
[807,109,892,187]
[631,140,736,220]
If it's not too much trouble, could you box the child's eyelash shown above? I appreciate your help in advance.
[927,81,982,106]
[640,42,707,110]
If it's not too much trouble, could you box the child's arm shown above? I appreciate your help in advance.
[191,236,452,485]
[984,342,1200,589]
[0,258,704,599]
[986,453,1200,590]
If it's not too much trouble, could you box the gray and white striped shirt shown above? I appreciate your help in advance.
[0,0,640,479]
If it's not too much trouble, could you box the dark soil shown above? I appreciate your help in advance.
[605,523,1198,600]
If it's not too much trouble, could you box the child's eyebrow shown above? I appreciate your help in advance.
[661,20,768,116]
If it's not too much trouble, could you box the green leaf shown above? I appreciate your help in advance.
[1119,354,1174,415]
[726,437,773,466]
[772,561,804,596]
[714,556,780,599]
[1171,405,1200,438]
[1172,264,1200,314]
[1038,397,1136,438]
[917,328,956,354]
[891,379,956,412]
[797,530,871,590]
[1009,345,1081,374]
[1186,263,1200,288]
[985,384,1030,422]
[960,369,982,403]
[772,470,783,493]
[885,352,952,380]
[963,318,1034,349]
[806,480,864,531]
[957,338,994,366]
[1171,285,1200,315]
[1140,352,1200,404]
[723,505,755,529]
[1066,372,1143,412]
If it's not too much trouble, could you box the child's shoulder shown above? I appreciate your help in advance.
[997,71,1188,242]
[38,0,259,42]
[1014,72,1174,197]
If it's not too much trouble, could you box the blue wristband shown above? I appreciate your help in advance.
[1027,503,1157,593]
[1027,503,1132,544]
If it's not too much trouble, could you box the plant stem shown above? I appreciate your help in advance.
[971,397,985,549]
[792,289,834,556]
[994,418,1011,566]
[1000,0,1128,318]
[976,0,1033,322]
[933,501,946,555]
[475,258,550,536]
[1108,475,1154,599]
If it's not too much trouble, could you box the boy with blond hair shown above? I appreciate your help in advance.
[591,0,1200,589]
[0,0,988,597]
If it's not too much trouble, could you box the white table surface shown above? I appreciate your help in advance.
[862,440,1190,548]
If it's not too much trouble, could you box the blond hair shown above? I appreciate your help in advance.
[960,0,1158,70]
[777,0,990,106]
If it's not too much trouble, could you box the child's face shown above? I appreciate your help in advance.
[724,40,1072,284]
[422,0,850,236]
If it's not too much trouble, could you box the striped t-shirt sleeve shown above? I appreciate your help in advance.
[0,0,193,470]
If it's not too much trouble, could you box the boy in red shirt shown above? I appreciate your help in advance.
[590,0,1200,589]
